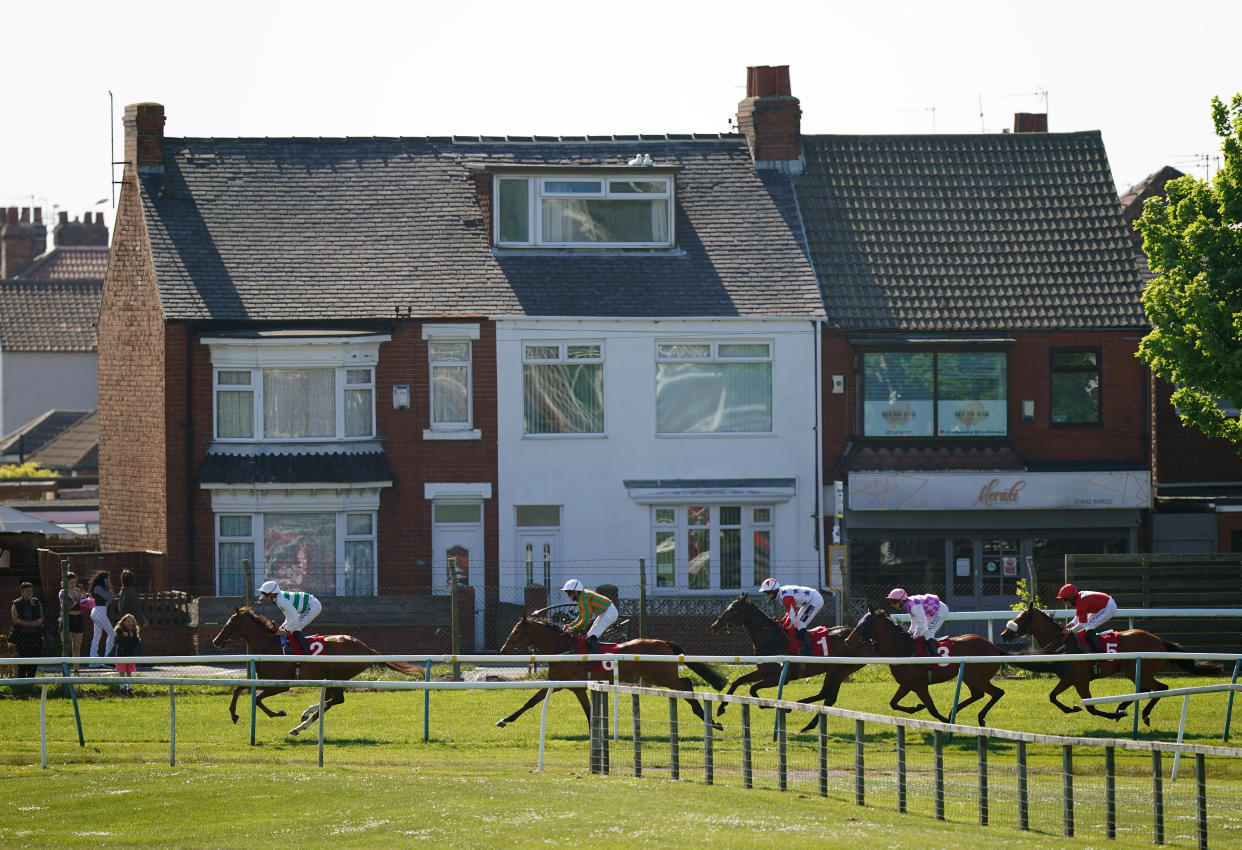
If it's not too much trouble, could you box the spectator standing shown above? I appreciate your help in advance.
[58,572,85,657]
[9,581,45,678]
[117,570,146,630]
[111,614,143,696]
[87,570,116,661]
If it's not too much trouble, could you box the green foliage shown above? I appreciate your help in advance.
[1010,577,1042,611]
[1137,93,1242,448]
[0,461,60,479]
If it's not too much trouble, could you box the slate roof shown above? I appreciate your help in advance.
[0,279,102,351]
[16,246,109,281]
[198,443,394,485]
[27,410,98,473]
[0,410,93,458]
[138,135,823,322]
[797,132,1146,331]
[837,441,1026,473]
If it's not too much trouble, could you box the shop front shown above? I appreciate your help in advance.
[839,470,1151,629]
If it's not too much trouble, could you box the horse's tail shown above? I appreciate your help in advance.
[360,644,423,675]
[1161,639,1224,675]
[665,640,728,691]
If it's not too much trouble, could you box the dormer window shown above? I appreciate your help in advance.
[495,174,674,248]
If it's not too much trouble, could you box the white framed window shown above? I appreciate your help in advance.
[207,334,387,442]
[214,511,377,596]
[496,175,674,248]
[423,324,481,440]
[656,341,773,434]
[652,504,773,590]
[523,341,604,435]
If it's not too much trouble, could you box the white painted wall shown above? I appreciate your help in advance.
[496,317,822,604]
[0,351,97,436]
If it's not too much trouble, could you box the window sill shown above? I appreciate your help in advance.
[423,429,482,441]
[491,247,686,258]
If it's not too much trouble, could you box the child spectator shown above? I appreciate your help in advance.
[111,613,143,696]
[58,572,85,657]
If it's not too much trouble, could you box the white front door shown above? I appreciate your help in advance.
[432,507,485,649]
[515,530,561,600]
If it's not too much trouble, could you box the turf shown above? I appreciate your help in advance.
[1,667,1238,849]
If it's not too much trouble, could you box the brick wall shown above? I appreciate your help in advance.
[97,170,169,557]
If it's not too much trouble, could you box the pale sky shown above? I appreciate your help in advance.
[3,0,1237,236]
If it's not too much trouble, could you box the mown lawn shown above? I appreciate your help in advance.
[1,665,1239,849]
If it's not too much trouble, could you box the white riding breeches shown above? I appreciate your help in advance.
[585,603,619,639]
[1083,598,1118,631]
[910,605,948,639]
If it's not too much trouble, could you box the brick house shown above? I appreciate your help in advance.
[780,80,1152,618]
[99,90,824,649]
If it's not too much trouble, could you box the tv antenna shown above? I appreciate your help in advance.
[898,106,936,133]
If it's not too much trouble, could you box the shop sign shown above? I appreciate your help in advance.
[847,471,1151,511]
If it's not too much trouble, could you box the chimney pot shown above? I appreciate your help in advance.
[33,209,42,224]
[747,65,792,98]
[1013,112,1048,133]
[123,102,166,170]
[737,65,802,173]
[58,211,68,225]
[20,208,29,223]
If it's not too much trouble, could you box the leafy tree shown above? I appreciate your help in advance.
[1137,93,1242,447]
[0,461,60,479]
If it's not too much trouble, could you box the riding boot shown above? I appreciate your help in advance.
[1085,630,1100,653]
[797,629,813,656]
[293,631,309,655]
[586,635,600,654]
[924,637,937,657]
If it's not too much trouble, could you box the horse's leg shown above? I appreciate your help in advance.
[1139,679,1168,727]
[227,686,244,724]
[496,687,556,728]
[974,682,1005,727]
[1070,680,1126,721]
[908,686,949,723]
[1046,677,1084,714]
[889,684,927,715]
[718,668,769,716]
[290,688,345,736]
[254,687,289,718]
[797,673,841,734]
[677,676,723,731]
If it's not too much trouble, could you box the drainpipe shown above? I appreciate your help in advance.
[185,323,196,596]
[814,320,829,617]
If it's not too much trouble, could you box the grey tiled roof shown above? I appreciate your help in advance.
[27,410,97,472]
[0,410,93,458]
[0,279,101,351]
[17,246,109,281]
[797,132,1146,331]
[139,136,823,322]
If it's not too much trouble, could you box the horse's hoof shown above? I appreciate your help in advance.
[276,710,287,718]
[288,729,300,736]
[495,720,507,728]
[230,715,239,725]
[1068,706,1083,713]
[712,722,724,731]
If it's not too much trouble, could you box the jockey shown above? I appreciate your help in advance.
[257,580,322,655]
[759,578,823,656]
[1057,584,1118,653]
[887,588,948,656]
[562,579,618,654]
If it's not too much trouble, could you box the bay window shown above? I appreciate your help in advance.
[652,504,773,590]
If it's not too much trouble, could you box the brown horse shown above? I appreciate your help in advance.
[1000,605,1221,725]
[845,609,1006,725]
[211,607,421,735]
[710,593,868,733]
[496,613,728,730]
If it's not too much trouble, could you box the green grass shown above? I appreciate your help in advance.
[1,668,1239,848]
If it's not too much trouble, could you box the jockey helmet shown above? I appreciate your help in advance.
[886,587,908,601]
[758,577,780,594]
[259,580,280,596]
[1057,583,1078,600]
[561,578,584,594]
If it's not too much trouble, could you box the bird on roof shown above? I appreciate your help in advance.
[628,153,643,166]
[642,154,653,166]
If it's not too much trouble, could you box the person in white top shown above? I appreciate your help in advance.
[257,580,323,654]
[759,578,824,656]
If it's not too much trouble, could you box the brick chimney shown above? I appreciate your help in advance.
[54,210,110,247]
[736,65,803,174]
[0,207,48,278]
[123,102,166,172]
[1013,113,1048,133]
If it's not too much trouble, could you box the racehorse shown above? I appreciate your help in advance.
[1000,605,1221,725]
[845,609,1006,725]
[710,593,868,733]
[211,607,421,735]
[496,613,728,730]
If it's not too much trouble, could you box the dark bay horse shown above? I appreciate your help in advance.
[1000,605,1221,725]
[211,607,421,735]
[846,610,1006,725]
[711,593,867,733]
[496,613,728,730]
